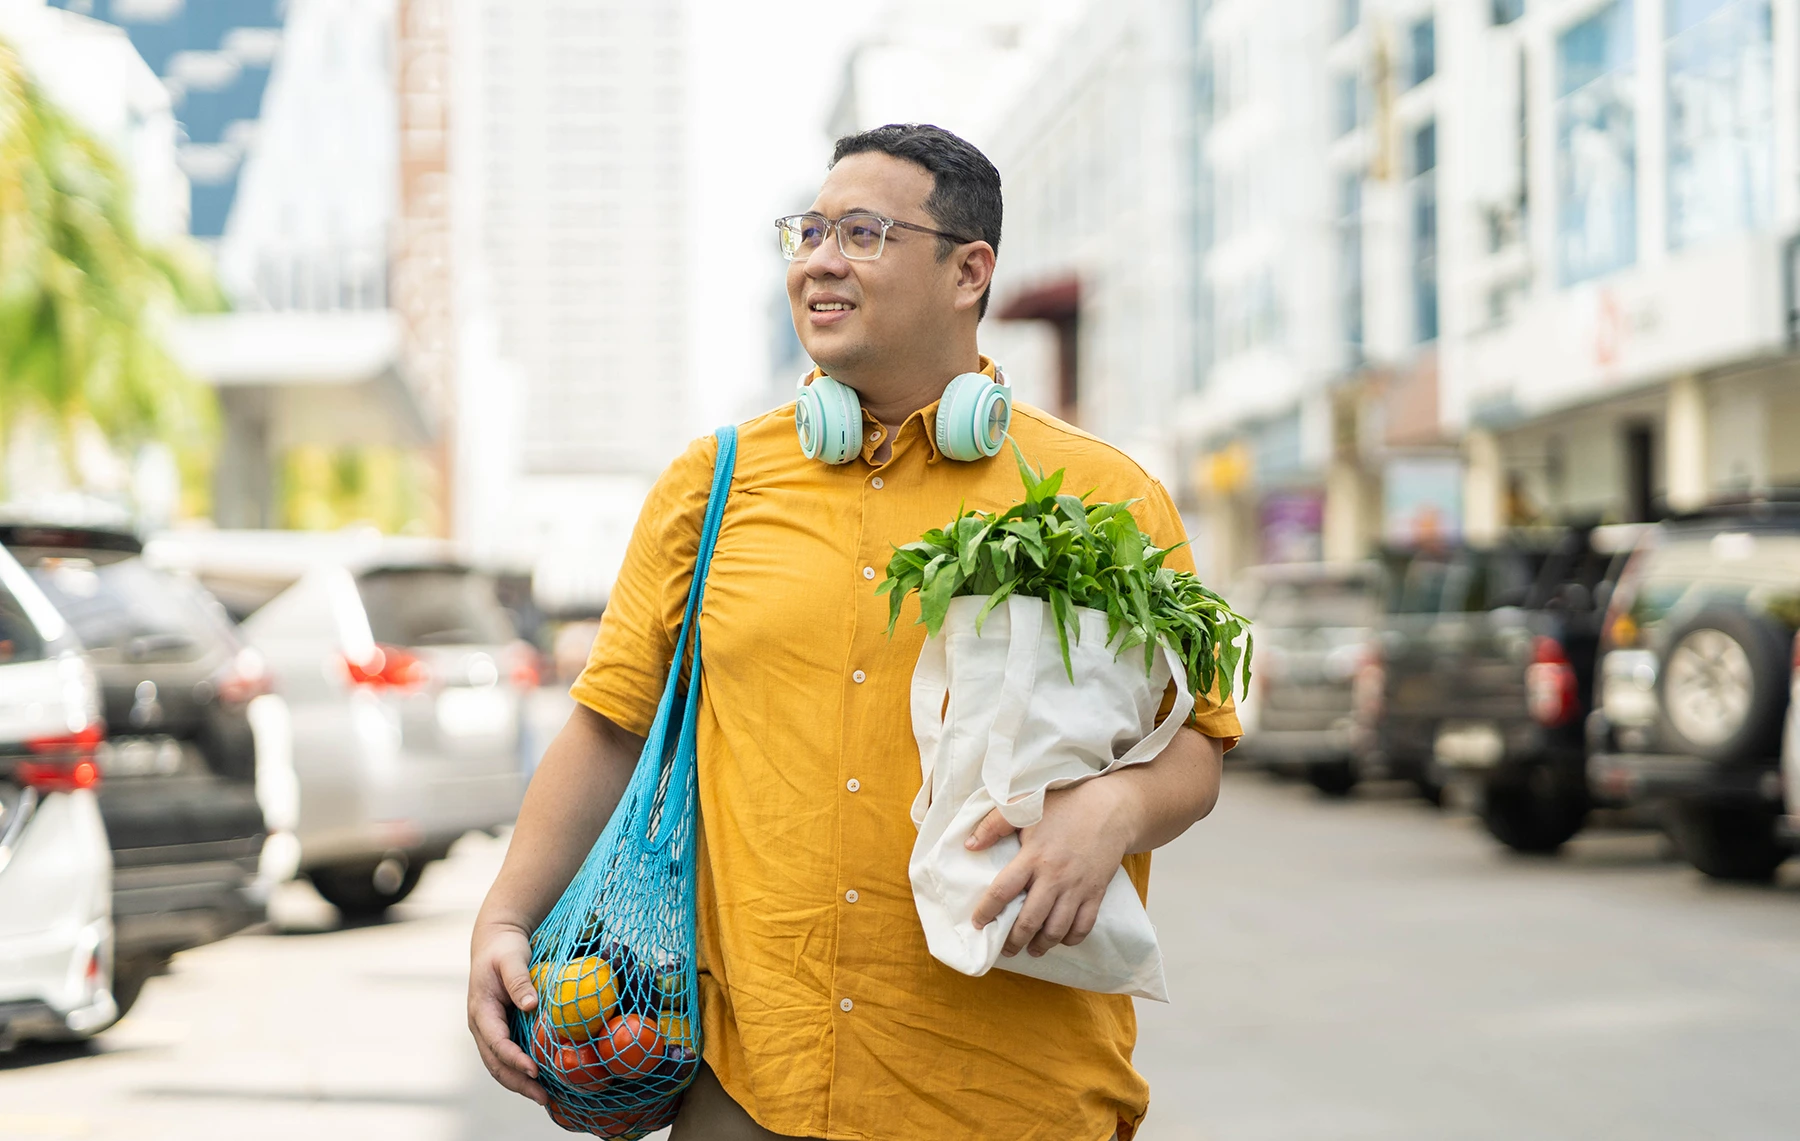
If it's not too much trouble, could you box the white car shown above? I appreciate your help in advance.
[145,530,531,918]
[1782,632,1800,841]
[0,545,115,1047]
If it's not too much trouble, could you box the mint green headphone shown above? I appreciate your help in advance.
[795,368,1013,465]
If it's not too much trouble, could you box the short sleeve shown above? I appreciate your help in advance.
[1136,477,1243,746]
[570,435,720,737]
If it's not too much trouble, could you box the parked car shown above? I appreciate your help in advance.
[1424,524,1646,852]
[1588,503,1800,881]
[145,530,531,917]
[0,544,116,1047]
[1,523,269,1016]
[1231,561,1383,795]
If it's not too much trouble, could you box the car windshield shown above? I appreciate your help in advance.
[23,555,229,663]
[1254,577,1380,628]
[358,567,516,647]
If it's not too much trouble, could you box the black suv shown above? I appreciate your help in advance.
[1587,504,1800,881]
[0,524,268,1013]
[1360,529,1636,822]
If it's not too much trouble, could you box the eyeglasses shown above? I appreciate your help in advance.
[774,211,977,262]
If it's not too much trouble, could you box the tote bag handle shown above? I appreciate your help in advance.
[632,426,738,854]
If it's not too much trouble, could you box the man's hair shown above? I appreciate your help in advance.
[831,123,1003,318]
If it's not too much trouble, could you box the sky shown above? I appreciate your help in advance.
[684,0,882,429]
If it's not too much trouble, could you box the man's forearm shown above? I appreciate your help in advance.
[1107,725,1224,854]
[474,704,645,935]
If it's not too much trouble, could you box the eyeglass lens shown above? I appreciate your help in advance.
[780,214,888,261]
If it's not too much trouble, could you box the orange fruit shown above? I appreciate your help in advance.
[657,1013,697,1052]
[596,1012,663,1076]
[535,957,618,1041]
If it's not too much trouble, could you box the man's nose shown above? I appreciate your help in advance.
[803,229,851,277]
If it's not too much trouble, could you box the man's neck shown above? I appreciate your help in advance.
[835,346,984,432]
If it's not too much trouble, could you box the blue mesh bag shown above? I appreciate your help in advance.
[511,426,736,1137]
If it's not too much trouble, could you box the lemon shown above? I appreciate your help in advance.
[539,957,618,1039]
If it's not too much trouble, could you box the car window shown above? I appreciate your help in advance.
[1625,529,1800,639]
[0,581,47,665]
[1254,577,1381,627]
[1459,549,1545,612]
[1394,558,1451,614]
[23,555,231,663]
[357,568,516,647]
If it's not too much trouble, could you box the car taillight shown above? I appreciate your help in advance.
[214,647,273,705]
[1526,636,1580,728]
[504,641,541,690]
[340,644,431,692]
[19,724,105,791]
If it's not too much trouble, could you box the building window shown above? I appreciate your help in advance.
[1412,120,1436,174]
[1556,1,1637,285]
[1334,73,1361,136]
[1412,141,1439,343]
[1493,0,1526,23]
[1338,174,1364,357]
[1341,0,1361,36]
[1666,0,1772,250]
[1409,18,1435,86]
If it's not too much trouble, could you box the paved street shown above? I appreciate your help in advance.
[2,769,1799,1141]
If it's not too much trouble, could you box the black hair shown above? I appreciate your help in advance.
[830,123,1003,317]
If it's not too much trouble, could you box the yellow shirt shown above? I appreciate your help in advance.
[573,371,1240,1141]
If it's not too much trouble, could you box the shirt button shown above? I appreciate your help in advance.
[871,476,884,489]
[840,998,854,1012]
[869,430,881,442]
[845,889,860,903]
[846,778,860,792]
[852,669,866,684]
[862,566,875,580]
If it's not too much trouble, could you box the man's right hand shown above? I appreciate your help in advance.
[468,920,548,1106]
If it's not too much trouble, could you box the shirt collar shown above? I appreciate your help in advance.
[802,356,1002,466]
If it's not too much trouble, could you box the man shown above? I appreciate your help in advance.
[468,123,1240,1141]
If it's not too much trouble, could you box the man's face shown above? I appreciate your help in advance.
[786,153,963,377]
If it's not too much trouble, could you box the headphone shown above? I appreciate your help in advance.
[795,368,1013,465]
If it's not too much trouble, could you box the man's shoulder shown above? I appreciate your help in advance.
[1007,403,1163,492]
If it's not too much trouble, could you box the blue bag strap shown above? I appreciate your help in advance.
[635,426,736,851]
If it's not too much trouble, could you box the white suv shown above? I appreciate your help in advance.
[0,545,115,1047]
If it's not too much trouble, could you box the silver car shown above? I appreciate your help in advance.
[145,531,530,917]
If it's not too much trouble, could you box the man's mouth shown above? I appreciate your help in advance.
[810,301,855,312]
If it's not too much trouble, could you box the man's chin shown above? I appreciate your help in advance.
[798,332,868,376]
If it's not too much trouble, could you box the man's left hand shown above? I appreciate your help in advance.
[966,778,1135,958]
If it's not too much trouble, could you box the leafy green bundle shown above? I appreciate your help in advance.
[878,446,1253,702]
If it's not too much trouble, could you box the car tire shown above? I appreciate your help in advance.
[1658,608,1791,764]
[1480,763,1590,854]
[1667,800,1787,882]
[1306,759,1358,796]
[310,857,426,919]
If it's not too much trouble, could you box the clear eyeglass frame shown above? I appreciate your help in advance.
[775,211,977,262]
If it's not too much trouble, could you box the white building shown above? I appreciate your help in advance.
[1438,0,1800,531]
[449,0,691,609]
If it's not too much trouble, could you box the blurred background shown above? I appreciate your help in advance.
[4,0,1800,1138]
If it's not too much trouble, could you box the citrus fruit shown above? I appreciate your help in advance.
[657,1012,697,1053]
[596,1012,663,1076]
[538,957,618,1041]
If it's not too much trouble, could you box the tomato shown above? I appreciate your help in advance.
[532,1017,611,1092]
[545,1101,602,1134]
[595,1012,663,1076]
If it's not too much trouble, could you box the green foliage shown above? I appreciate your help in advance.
[0,38,223,484]
[878,444,1254,702]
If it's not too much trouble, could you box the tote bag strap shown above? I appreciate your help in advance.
[635,426,738,852]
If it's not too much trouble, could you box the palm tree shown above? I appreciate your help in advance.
[0,36,222,495]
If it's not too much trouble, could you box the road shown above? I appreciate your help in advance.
[2,769,1799,1141]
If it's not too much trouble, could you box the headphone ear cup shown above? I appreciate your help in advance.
[795,374,863,464]
[935,373,1013,461]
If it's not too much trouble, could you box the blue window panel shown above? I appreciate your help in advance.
[1409,18,1436,86]
[1556,1,1637,284]
[1665,0,1773,249]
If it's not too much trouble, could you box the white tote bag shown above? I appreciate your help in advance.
[908,593,1194,1002]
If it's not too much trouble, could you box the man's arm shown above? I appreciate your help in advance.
[967,725,1224,958]
[467,704,645,1105]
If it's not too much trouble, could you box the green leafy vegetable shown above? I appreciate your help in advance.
[877,444,1254,701]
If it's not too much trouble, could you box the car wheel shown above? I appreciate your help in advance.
[111,954,168,1022]
[310,856,426,919]
[1667,800,1787,882]
[1306,759,1358,796]
[1480,763,1589,854]
[1659,608,1791,763]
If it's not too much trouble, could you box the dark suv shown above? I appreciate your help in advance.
[1587,504,1800,881]
[0,524,268,1013]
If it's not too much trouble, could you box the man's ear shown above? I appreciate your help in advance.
[952,242,997,313]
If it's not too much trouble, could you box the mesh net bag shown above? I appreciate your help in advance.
[510,427,737,1138]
